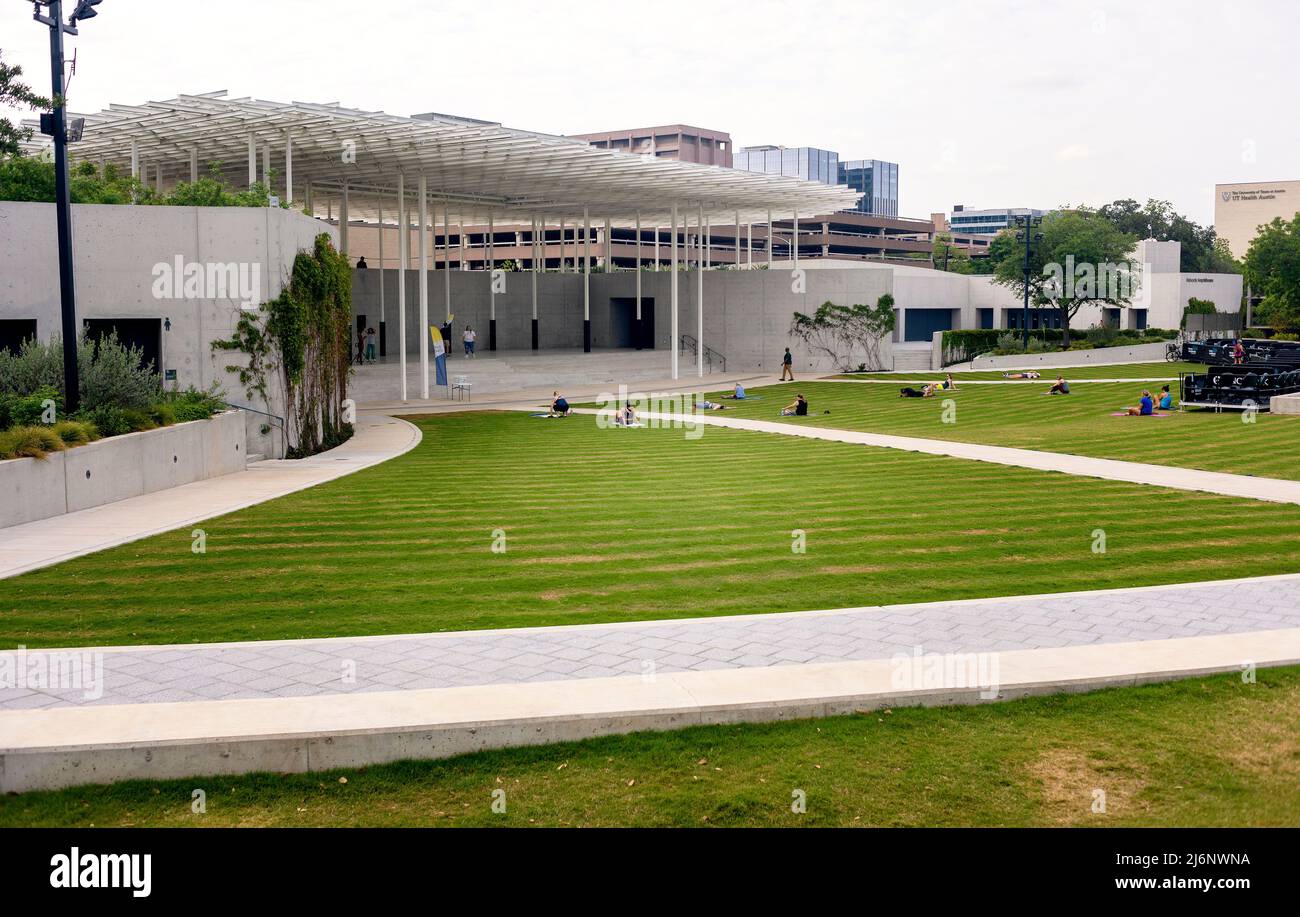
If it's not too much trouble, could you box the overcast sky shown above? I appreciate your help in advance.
[3,0,1295,226]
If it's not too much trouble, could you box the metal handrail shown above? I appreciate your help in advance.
[679,335,726,373]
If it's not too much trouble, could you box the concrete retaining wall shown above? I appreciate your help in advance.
[964,340,1172,371]
[0,410,245,528]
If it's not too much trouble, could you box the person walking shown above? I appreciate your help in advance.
[463,325,477,358]
[780,346,794,381]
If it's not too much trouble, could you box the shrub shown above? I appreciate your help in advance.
[0,425,65,460]
[78,332,162,410]
[121,408,158,432]
[2,386,62,427]
[77,404,131,437]
[150,402,177,426]
[1274,332,1299,341]
[52,419,97,446]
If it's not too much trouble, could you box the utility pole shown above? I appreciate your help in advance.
[33,0,102,413]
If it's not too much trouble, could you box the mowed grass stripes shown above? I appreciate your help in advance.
[2,410,1300,647]
[707,373,1300,480]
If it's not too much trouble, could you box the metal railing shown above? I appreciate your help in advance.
[679,335,726,373]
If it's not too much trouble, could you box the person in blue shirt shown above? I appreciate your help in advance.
[724,382,746,400]
[1157,385,1174,410]
[1125,390,1154,416]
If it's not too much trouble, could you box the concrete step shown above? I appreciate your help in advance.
[891,349,933,371]
[245,453,267,464]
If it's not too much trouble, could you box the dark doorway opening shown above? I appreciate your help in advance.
[0,319,37,356]
[609,297,655,348]
[84,318,163,375]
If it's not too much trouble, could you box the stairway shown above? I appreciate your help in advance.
[891,347,934,372]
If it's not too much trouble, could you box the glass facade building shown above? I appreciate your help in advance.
[733,146,840,185]
[839,159,899,217]
[734,146,899,217]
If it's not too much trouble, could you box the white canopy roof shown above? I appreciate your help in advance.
[24,91,861,226]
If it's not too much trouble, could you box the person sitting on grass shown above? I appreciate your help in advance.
[613,401,637,426]
[549,392,572,417]
[940,373,958,391]
[780,394,809,416]
[724,382,747,400]
[1124,390,1155,416]
[1003,370,1041,380]
[1158,385,1174,410]
[1047,375,1070,395]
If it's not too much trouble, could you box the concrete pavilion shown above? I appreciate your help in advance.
[29,92,860,395]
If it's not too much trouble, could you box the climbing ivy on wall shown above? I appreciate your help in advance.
[214,233,353,457]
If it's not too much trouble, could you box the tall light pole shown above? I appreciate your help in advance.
[1015,215,1043,350]
[33,0,102,414]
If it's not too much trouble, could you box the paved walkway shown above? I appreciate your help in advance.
[599,410,1300,505]
[0,412,421,579]
[4,574,1298,710]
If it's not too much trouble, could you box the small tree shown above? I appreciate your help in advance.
[1244,214,1300,332]
[0,50,51,158]
[789,295,897,371]
[993,209,1138,348]
[1181,297,1216,329]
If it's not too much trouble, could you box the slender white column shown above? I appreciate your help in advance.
[284,134,293,204]
[531,215,538,321]
[247,136,256,188]
[766,209,773,268]
[130,140,139,180]
[418,177,429,400]
[654,225,660,271]
[670,203,679,380]
[793,211,799,267]
[604,216,613,272]
[189,147,198,184]
[340,184,349,260]
[747,221,753,267]
[488,212,495,322]
[635,211,642,327]
[704,214,711,270]
[559,217,566,272]
[305,182,313,215]
[697,202,705,377]
[443,204,452,321]
[262,144,270,187]
[397,174,407,402]
[155,165,162,195]
[735,210,740,267]
[583,207,591,320]
[378,195,385,326]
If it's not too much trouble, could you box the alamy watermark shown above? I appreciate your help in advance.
[1,646,104,700]
[151,255,262,310]
[595,384,706,440]
[890,645,1001,700]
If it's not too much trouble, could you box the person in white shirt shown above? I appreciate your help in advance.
[463,325,477,358]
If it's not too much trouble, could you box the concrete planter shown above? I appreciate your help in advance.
[0,410,245,529]
[959,340,1172,371]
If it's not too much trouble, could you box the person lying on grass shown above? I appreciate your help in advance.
[698,399,730,411]
[1003,370,1041,379]
[1124,390,1155,416]
[548,392,572,417]
[780,394,809,416]
[1046,376,1070,395]
[899,386,930,398]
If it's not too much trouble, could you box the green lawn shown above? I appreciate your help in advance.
[832,360,1201,382]
[2,666,1295,827]
[707,372,1300,480]
[3,411,1300,648]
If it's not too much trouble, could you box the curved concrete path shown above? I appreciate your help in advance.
[593,410,1300,505]
[0,412,421,579]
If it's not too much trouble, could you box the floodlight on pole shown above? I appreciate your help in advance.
[32,0,104,414]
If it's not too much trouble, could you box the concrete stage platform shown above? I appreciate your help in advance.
[350,347,715,404]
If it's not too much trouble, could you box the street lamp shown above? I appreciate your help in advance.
[1014,214,1043,349]
[32,0,103,414]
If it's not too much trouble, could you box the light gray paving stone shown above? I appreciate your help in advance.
[6,577,1298,709]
